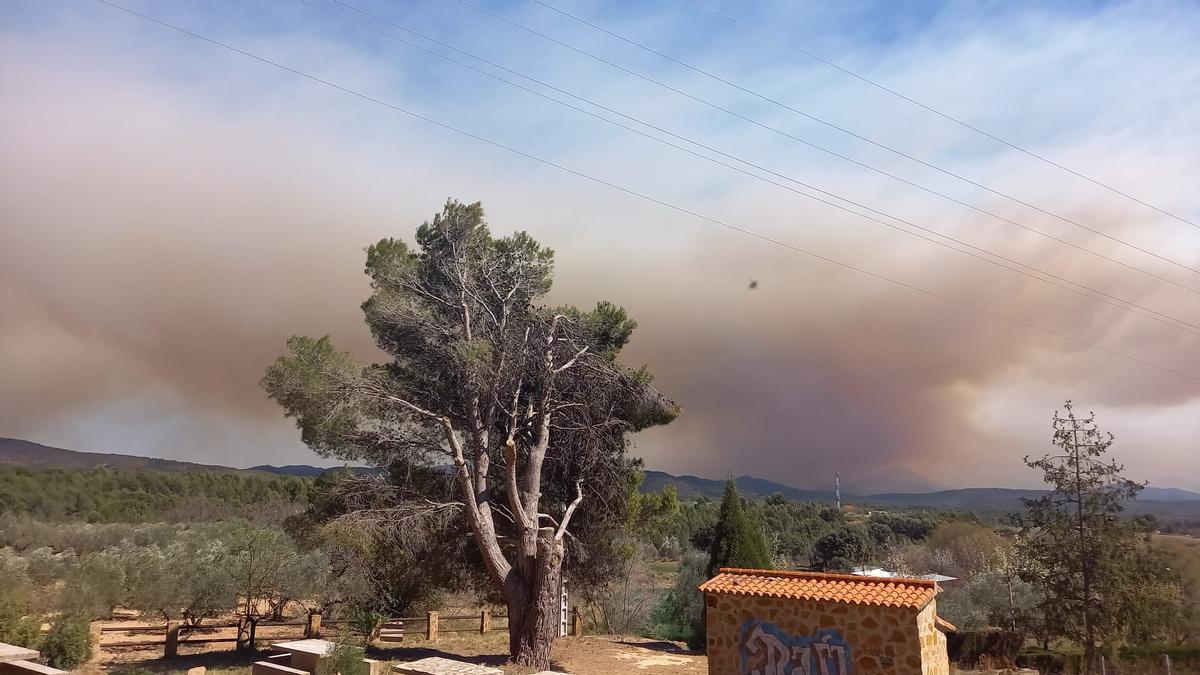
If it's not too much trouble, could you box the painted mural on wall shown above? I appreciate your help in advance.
[739,621,853,675]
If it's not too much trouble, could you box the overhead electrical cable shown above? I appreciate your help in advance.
[94,0,1200,384]
[525,0,1200,266]
[457,0,1200,286]
[689,0,1200,231]
[304,0,1200,337]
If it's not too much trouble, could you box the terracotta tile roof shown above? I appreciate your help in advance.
[699,568,938,610]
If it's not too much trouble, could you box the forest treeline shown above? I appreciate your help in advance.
[0,465,311,522]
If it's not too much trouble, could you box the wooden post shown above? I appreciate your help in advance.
[571,607,583,637]
[305,612,322,638]
[426,611,438,641]
[164,620,179,658]
[1163,653,1172,675]
[88,621,104,663]
[480,610,491,634]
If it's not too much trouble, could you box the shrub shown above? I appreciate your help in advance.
[347,604,387,644]
[946,629,1023,667]
[0,597,41,650]
[40,615,91,670]
[0,553,41,650]
[647,549,708,650]
[316,639,367,675]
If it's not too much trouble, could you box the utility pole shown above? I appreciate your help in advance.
[835,471,841,512]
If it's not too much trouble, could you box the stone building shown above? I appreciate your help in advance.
[699,568,954,675]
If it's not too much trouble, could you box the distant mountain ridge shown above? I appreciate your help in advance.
[641,469,1200,513]
[0,437,254,475]
[3,438,1197,514]
[250,464,376,477]
[0,437,351,478]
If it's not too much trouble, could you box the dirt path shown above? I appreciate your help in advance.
[88,632,707,675]
[549,636,706,674]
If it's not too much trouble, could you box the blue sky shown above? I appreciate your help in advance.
[1,0,1197,490]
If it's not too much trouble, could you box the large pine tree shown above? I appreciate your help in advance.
[262,201,677,668]
[707,479,773,576]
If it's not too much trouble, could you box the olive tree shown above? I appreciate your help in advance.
[263,200,676,668]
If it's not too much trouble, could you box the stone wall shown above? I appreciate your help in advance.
[705,592,946,675]
[916,604,950,675]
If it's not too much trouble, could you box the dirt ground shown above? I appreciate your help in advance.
[87,629,707,675]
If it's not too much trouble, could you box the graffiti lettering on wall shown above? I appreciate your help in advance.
[739,621,853,675]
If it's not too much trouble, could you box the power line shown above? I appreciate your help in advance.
[306,0,1200,337]
[689,0,1200,232]
[93,0,1200,384]
[464,0,1200,284]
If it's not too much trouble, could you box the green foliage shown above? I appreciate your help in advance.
[227,525,311,620]
[811,526,874,572]
[937,571,1037,631]
[285,473,465,616]
[707,479,772,576]
[0,464,309,523]
[346,603,388,644]
[870,511,941,541]
[0,549,41,648]
[262,336,365,460]
[122,537,239,623]
[0,519,325,625]
[263,200,678,667]
[40,615,91,670]
[316,639,368,675]
[648,549,708,650]
[0,598,41,650]
[1015,401,1182,673]
[626,475,681,555]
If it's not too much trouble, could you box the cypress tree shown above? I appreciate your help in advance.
[707,478,773,577]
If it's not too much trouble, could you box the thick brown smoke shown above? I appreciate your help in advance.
[2,24,1197,489]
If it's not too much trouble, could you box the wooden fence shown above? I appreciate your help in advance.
[91,609,584,660]
[91,615,346,658]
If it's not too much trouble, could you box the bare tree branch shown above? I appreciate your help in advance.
[555,480,584,542]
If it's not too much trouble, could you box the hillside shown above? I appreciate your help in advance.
[0,437,351,477]
[4,437,1197,521]
[0,437,255,474]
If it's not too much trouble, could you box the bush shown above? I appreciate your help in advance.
[811,526,873,572]
[316,639,367,675]
[40,615,91,670]
[592,540,658,636]
[0,597,41,650]
[347,604,387,644]
[0,552,41,649]
[647,549,707,650]
[947,630,1023,668]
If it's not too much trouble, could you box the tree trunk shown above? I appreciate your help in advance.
[506,532,564,670]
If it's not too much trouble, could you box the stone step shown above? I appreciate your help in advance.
[392,657,502,675]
